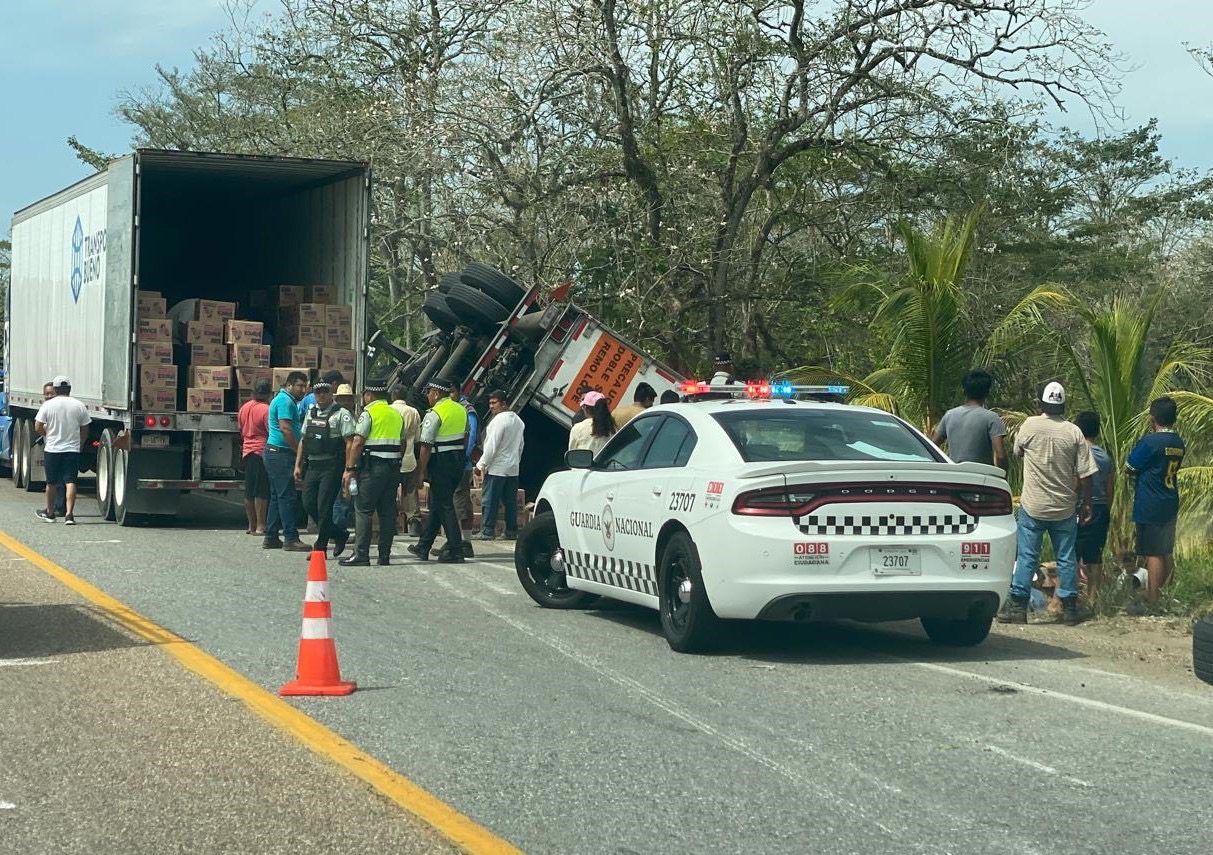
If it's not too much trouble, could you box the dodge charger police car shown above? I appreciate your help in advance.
[513,382,1015,653]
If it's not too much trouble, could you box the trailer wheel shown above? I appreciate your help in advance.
[12,419,26,489]
[113,448,144,527]
[22,419,43,492]
[460,263,526,311]
[445,282,509,332]
[96,429,116,521]
[437,272,462,294]
[422,291,461,333]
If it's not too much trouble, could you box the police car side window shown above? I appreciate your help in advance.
[641,418,695,468]
[598,416,663,471]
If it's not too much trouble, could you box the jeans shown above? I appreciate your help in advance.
[480,474,518,536]
[263,446,299,543]
[1011,508,1079,601]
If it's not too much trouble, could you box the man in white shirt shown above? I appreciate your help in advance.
[34,375,91,525]
[472,389,526,540]
[390,385,422,536]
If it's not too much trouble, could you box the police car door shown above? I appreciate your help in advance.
[564,415,662,601]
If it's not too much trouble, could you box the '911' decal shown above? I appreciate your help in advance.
[668,491,696,512]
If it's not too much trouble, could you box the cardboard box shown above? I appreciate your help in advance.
[297,303,327,325]
[229,344,271,367]
[325,325,351,349]
[140,388,177,411]
[307,284,338,303]
[189,366,233,390]
[276,285,305,306]
[185,320,224,344]
[325,305,352,327]
[319,348,356,375]
[186,388,225,413]
[272,367,311,389]
[139,364,178,388]
[136,341,174,365]
[190,343,228,365]
[225,320,264,345]
[137,318,172,343]
[195,299,237,322]
[281,346,318,368]
[234,366,272,389]
[295,324,326,347]
[137,297,168,319]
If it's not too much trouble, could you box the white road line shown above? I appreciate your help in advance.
[0,658,55,668]
[79,539,122,544]
[982,744,1093,788]
[916,661,1213,737]
[0,800,16,810]
[418,569,902,837]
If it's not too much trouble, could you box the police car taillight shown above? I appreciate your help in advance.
[956,489,1012,516]
[732,487,818,517]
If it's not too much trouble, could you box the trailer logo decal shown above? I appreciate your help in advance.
[69,214,106,304]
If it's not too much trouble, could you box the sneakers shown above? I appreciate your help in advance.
[470,531,495,541]
[996,594,1028,624]
[1061,595,1090,626]
[35,509,55,523]
[63,514,76,526]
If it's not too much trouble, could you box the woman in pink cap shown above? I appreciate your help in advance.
[568,390,617,456]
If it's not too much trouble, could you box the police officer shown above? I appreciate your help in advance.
[407,378,467,563]
[339,379,404,567]
[294,380,355,556]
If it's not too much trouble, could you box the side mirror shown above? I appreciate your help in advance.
[565,448,594,469]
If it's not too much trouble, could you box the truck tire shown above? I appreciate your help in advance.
[438,272,462,294]
[515,513,600,609]
[113,448,144,527]
[445,282,508,331]
[96,429,117,521]
[22,419,43,492]
[422,291,460,333]
[12,419,26,489]
[460,263,525,310]
[1195,617,1213,686]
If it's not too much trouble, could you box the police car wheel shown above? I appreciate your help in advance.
[1194,617,1213,685]
[515,513,601,609]
[460,263,526,310]
[658,531,721,653]
[920,615,993,647]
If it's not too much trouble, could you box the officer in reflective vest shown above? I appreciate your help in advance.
[407,378,468,562]
[339,379,404,567]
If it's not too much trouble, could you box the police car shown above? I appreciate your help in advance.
[514,381,1015,653]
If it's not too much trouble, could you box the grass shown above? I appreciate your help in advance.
[1081,547,1213,621]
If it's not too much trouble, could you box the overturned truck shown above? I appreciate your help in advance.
[367,265,682,496]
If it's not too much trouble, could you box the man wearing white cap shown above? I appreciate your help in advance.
[998,381,1098,626]
[33,376,91,525]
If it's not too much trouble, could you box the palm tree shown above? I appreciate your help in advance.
[984,285,1213,555]
[792,209,981,432]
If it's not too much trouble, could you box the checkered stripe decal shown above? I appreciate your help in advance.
[564,550,658,597]
[798,513,978,537]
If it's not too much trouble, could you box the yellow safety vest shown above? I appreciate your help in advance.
[431,397,468,452]
[364,399,404,459]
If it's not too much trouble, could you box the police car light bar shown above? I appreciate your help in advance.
[678,380,849,399]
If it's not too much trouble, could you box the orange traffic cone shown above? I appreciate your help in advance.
[279,550,356,697]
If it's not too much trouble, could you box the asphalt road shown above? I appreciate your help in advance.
[2,483,1212,854]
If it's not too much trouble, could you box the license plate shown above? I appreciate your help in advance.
[141,433,169,448]
[871,547,920,576]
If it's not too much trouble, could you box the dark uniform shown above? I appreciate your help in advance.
[299,400,355,552]
[349,397,404,564]
[416,395,468,559]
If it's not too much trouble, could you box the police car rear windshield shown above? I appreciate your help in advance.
[712,409,942,464]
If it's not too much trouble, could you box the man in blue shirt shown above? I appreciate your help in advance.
[1073,411,1114,602]
[1126,396,1185,610]
[264,371,311,551]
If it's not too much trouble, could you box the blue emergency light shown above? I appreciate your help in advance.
[678,379,849,400]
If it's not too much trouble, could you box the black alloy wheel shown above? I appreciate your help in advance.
[514,513,600,609]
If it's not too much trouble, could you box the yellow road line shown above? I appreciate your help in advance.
[0,530,523,855]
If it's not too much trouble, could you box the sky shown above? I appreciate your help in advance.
[2,0,1213,228]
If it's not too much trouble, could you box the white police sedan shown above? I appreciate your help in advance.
[514,383,1015,653]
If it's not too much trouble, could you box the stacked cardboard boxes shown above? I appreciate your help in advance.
[135,291,176,410]
[273,285,355,387]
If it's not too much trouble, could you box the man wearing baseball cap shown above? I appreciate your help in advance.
[340,378,404,566]
[33,376,91,525]
[998,381,1098,626]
